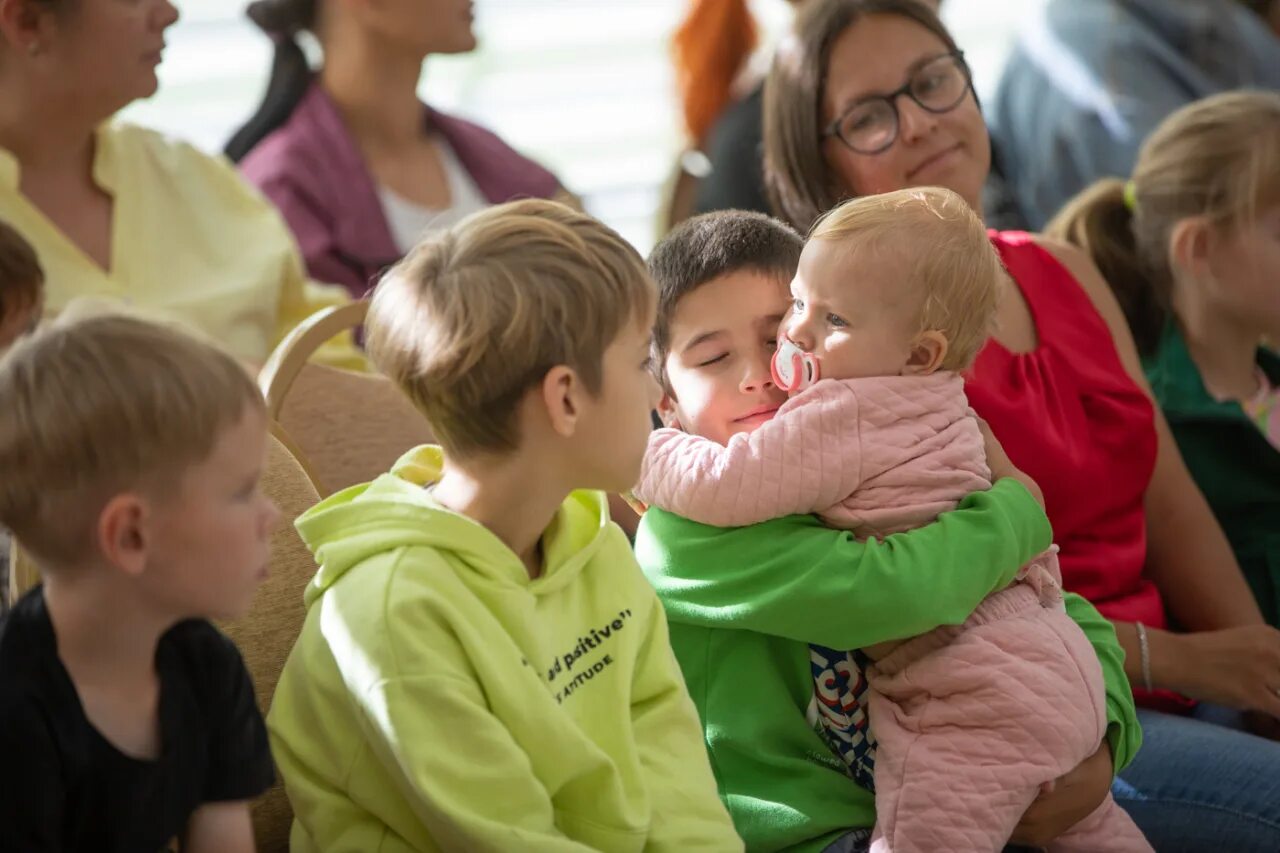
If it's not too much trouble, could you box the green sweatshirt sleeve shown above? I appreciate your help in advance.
[629,595,746,851]
[1061,592,1142,774]
[636,478,1052,651]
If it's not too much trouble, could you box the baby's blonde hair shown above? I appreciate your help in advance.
[366,199,656,460]
[0,314,263,566]
[809,186,1004,370]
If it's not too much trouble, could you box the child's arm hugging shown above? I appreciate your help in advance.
[638,479,1051,651]
[634,383,866,528]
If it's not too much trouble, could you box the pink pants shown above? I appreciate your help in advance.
[867,568,1151,853]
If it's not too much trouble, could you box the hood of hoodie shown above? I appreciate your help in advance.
[294,445,612,607]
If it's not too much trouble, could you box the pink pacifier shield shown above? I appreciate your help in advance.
[771,337,820,393]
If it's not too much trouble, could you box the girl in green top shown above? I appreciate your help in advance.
[1050,92,1280,632]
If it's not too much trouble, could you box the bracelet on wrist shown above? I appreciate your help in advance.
[1135,621,1154,692]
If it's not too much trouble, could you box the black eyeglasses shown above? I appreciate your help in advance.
[823,51,973,155]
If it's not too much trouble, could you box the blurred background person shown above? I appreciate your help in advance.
[990,0,1280,230]
[230,0,571,298]
[0,0,358,369]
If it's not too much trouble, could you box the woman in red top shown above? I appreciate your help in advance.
[762,1,1280,849]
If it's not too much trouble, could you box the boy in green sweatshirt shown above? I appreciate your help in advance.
[635,210,1141,852]
[268,200,743,852]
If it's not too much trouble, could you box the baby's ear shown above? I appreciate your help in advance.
[903,331,949,376]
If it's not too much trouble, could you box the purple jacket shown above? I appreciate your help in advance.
[240,83,562,298]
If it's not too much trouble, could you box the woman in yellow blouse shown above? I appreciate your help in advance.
[0,0,358,368]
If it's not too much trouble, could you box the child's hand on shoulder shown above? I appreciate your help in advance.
[977,416,1045,507]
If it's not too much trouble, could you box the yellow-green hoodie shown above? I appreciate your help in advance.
[269,447,741,852]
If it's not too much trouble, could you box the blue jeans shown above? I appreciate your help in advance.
[1113,706,1280,852]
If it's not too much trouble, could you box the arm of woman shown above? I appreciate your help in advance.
[1037,236,1263,630]
[1039,237,1280,720]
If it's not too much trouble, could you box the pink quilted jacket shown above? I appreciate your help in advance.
[635,373,991,537]
[636,374,1153,852]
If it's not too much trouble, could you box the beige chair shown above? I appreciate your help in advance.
[260,301,434,497]
[219,425,324,853]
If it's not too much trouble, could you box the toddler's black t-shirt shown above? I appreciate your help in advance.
[0,587,273,852]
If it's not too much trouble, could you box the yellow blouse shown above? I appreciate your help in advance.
[0,122,360,368]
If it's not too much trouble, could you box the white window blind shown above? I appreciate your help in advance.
[122,0,1040,253]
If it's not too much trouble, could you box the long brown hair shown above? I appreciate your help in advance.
[762,0,959,232]
[1047,91,1280,355]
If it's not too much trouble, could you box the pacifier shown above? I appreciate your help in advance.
[770,336,821,393]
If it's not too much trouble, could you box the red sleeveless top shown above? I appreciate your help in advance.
[968,232,1164,629]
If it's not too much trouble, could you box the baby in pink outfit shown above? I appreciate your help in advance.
[633,188,1151,853]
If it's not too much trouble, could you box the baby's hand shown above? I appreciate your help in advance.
[977,415,1044,507]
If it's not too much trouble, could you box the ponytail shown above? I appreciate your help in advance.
[224,0,318,163]
[1047,179,1169,356]
[672,0,758,147]
[1048,92,1280,359]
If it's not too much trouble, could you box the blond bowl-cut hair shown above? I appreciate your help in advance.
[365,199,656,460]
[809,186,1005,371]
[0,313,264,566]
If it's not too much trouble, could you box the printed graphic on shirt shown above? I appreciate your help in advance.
[545,609,634,704]
[809,644,877,791]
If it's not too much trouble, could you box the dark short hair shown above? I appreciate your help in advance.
[0,221,43,321]
[647,210,802,387]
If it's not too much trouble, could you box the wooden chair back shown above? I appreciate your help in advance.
[259,302,433,495]
[218,426,324,852]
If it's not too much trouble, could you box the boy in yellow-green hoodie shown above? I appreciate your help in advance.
[268,199,742,852]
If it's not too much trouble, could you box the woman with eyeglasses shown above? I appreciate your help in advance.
[228,0,572,299]
[667,0,942,223]
[763,0,1280,850]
